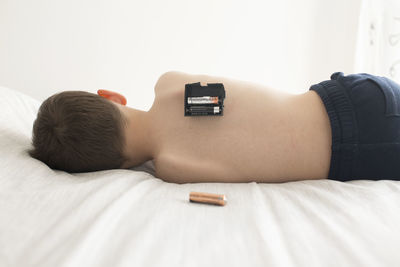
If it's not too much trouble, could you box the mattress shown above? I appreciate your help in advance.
[0,85,400,267]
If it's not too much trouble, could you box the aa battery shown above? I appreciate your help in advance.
[187,96,219,104]
[189,191,227,206]
[188,106,220,114]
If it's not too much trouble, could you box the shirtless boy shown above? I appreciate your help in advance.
[29,71,400,183]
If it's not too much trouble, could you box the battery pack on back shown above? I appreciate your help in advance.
[184,82,226,116]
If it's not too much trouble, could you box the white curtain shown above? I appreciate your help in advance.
[354,0,400,82]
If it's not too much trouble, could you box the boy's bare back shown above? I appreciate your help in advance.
[147,71,332,183]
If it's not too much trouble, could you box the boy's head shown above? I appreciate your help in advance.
[29,90,129,173]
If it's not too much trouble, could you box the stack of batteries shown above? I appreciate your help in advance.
[184,82,226,116]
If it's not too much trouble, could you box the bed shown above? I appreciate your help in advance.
[1,85,400,267]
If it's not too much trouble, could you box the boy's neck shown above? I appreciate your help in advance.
[120,106,156,168]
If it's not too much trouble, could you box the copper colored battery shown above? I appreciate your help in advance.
[189,191,227,206]
[187,96,219,104]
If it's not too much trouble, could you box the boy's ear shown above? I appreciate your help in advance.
[97,89,127,106]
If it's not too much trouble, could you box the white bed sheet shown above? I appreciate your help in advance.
[1,85,400,267]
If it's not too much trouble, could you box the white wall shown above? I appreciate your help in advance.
[354,0,400,82]
[0,0,361,111]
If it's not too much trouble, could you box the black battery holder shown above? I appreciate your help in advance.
[184,82,226,116]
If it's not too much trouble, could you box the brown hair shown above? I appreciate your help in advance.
[28,91,128,172]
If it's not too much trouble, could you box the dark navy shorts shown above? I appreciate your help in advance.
[309,72,400,181]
